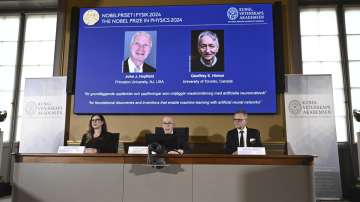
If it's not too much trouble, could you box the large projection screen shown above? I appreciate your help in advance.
[74,4,277,114]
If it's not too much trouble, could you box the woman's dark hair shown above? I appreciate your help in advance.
[88,114,107,133]
[84,114,108,143]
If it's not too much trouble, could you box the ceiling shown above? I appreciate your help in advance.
[0,0,57,11]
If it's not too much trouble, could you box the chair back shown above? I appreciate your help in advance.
[155,127,189,141]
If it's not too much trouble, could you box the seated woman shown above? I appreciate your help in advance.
[80,114,119,153]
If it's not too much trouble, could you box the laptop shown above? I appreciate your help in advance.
[145,133,178,151]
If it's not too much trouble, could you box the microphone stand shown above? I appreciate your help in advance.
[0,126,11,196]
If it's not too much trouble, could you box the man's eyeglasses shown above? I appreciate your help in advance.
[162,122,173,125]
[91,119,102,122]
[233,119,246,122]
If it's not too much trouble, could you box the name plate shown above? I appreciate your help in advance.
[128,146,148,154]
[237,147,266,155]
[57,146,85,154]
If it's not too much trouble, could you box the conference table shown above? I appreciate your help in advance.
[13,154,315,202]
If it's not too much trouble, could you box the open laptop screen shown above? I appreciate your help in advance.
[145,134,178,151]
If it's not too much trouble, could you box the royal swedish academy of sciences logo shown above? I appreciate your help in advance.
[227,7,239,21]
[83,9,100,26]
[25,101,37,116]
[288,100,302,115]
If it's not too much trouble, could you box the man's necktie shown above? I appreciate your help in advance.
[239,130,244,147]
[135,66,141,73]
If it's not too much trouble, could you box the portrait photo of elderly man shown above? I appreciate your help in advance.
[191,30,224,72]
[123,31,157,73]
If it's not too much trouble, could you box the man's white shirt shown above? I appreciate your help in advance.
[200,56,217,68]
[128,57,143,73]
[237,127,247,147]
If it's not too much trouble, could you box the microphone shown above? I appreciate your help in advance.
[0,111,7,122]
[147,142,166,169]
[354,109,360,122]
[148,142,165,154]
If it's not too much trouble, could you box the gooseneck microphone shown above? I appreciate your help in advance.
[354,109,360,122]
[147,142,166,169]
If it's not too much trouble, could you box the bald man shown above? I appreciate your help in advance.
[159,116,190,154]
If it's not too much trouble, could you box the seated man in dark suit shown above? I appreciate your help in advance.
[225,110,263,154]
[123,31,156,73]
[152,116,191,154]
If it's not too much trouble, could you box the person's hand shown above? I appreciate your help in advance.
[84,148,97,153]
[167,149,184,155]
[167,150,178,154]
[232,151,238,155]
